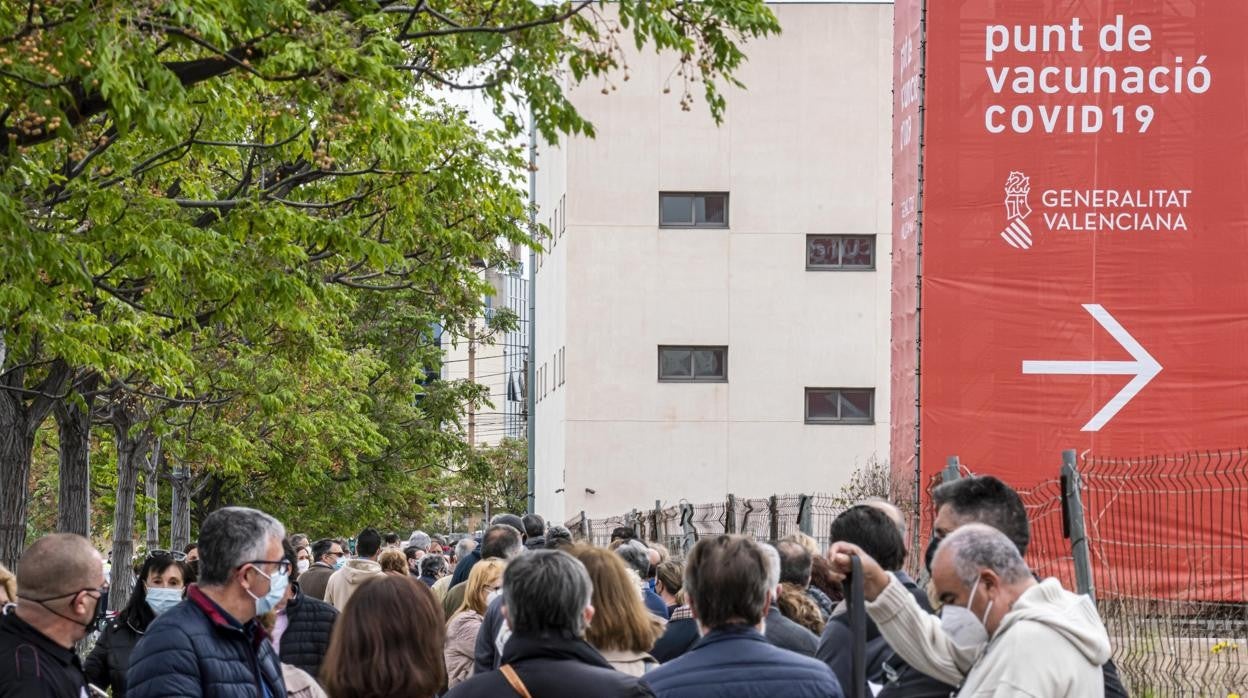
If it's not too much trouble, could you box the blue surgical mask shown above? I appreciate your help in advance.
[246,567,289,616]
[333,557,347,571]
[145,587,183,616]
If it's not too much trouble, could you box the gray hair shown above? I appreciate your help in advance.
[454,537,477,560]
[197,507,285,586]
[503,550,593,637]
[408,530,431,551]
[761,543,781,590]
[942,523,1032,587]
[616,540,651,577]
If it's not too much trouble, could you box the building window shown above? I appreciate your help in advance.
[806,235,876,270]
[805,388,874,424]
[658,346,728,382]
[659,193,729,228]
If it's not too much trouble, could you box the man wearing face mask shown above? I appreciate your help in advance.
[299,539,345,601]
[0,533,105,697]
[126,506,288,698]
[830,524,1111,697]
[909,475,1129,698]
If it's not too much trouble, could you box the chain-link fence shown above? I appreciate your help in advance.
[569,450,1246,695]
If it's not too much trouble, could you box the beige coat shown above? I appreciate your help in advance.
[444,610,484,688]
[868,576,1111,697]
[281,664,327,698]
[323,559,384,611]
[597,648,659,677]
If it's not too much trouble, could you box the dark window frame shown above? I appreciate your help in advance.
[657,345,729,383]
[805,234,877,271]
[659,192,730,229]
[804,387,875,425]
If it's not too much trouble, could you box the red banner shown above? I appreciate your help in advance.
[890,0,923,509]
[918,0,1248,600]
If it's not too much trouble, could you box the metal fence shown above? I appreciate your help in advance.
[564,492,871,555]
[934,449,1247,696]
[569,449,1248,696]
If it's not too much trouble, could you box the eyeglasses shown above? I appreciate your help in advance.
[242,559,291,576]
[327,550,345,558]
[146,549,188,562]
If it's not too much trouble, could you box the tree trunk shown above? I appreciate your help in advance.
[144,440,162,552]
[0,358,70,570]
[108,404,150,611]
[169,457,192,552]
[0,400,36,571]
[54,376,98,538]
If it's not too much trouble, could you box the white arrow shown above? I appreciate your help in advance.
[1022,304,1162,432]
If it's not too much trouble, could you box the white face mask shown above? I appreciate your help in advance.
[486,588,503,606]
[296,560,310,574]
[940,575,993,673]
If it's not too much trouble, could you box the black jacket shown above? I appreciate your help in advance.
[0,612,88,698]
[764,605,818,657]
[472,595,507,674]
[84,615,146,697]
[651,608,699,663]
[279,586,337,679]
[446,632,653,698]
[449,550,481,587]
[126,585,286,698]
[818,571,945,696]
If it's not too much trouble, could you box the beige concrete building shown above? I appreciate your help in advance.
[532,2,893,522]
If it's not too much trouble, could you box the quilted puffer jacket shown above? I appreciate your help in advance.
[279,586,337,679]
[126,585,286,698]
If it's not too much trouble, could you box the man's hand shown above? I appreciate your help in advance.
[826,542,892,602]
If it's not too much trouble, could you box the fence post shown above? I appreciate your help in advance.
[680,502,697,554]
[725,494,737,534]
[798,494,813,536]
[943,455,962,483]
[1061,449,1095,601]
[768,496,779,543]
[579,510,588,540]
[654,499,663,543]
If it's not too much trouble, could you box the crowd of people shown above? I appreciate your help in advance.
[0,475,1127,697]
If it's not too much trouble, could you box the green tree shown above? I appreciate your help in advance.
[0,0,780,568]
[456,437,529,519]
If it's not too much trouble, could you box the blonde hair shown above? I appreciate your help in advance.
[377,549,408,576]
[570,545,663,653]
[781,532,819,557]
[454,559,505,619]
[0,563,15,604]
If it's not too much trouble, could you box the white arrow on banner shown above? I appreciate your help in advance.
[1021,304,1163,432]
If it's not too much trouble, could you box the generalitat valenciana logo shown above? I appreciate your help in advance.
[1000,171,1033,249]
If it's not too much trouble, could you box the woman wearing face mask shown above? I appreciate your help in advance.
[296,546,312,575]
[269,540,340,680]
[84,551,194,697]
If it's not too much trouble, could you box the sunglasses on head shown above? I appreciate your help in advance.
[146,549,188,562]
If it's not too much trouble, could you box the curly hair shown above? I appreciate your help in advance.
[776,582,825,636]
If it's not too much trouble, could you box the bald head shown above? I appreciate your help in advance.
[17,534,102,598]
